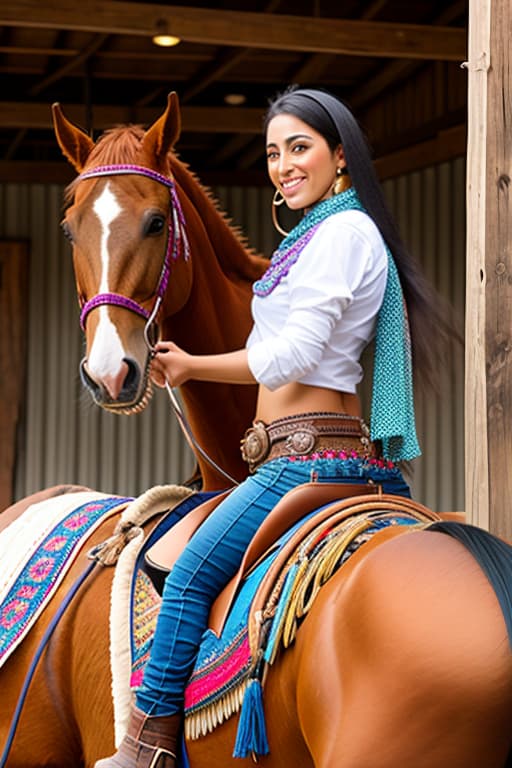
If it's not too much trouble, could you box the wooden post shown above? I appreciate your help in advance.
[0,241,28,511]
[466,0,512,537]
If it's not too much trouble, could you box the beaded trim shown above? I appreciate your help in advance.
[253,225,321,296]
[253,188,362,297]
[284,452,396,468]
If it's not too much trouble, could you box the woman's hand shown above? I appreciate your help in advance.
[150,341,193,388]
[150,342,255,387]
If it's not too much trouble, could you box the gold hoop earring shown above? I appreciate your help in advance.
[333,166,351,195]
[272,188,289,236]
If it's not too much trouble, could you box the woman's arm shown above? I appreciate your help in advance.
[151,341,256,388]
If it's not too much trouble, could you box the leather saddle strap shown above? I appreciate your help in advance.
[208,482,381,635]
[247,494,440,650]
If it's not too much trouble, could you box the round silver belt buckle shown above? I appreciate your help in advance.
[284,426,317,455]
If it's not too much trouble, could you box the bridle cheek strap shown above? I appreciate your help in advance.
[76,164,190,332]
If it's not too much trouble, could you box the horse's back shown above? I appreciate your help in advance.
[0,484,92,532]
[297,526,512,768]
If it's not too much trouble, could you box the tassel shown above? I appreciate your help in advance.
[232,679,270,759]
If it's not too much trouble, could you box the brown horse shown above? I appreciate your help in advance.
[53,91,267,491]
[2,94,512,768]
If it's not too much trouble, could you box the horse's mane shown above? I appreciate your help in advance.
[65,124,267,282]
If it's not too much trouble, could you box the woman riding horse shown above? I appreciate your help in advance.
[94,87,453,767]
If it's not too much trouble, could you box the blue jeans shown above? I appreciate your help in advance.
[136,457,410,715]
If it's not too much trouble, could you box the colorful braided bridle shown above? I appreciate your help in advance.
[76,163,190,348]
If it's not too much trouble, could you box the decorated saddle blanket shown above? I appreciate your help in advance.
[0,483,195,672]
[115,490,438,757]
[0,491,131,667]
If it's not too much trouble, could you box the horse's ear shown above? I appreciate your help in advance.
[51,103,95,173]
[142,91,181,161]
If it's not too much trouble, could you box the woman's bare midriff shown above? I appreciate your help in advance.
[254,382,361,424]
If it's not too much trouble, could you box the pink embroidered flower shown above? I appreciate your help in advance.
[64,513,89,530]
[44,535,68,552]
[28,557,55,582]
[17,584,37,599]
[0,598,29,630]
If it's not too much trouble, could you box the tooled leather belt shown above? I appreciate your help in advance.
[240,412,374,473]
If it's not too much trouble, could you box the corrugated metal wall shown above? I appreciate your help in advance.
[0,161,465,511]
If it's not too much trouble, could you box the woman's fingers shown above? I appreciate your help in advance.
[150,342,190,388]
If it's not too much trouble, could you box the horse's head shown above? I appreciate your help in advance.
[52,93,194,413]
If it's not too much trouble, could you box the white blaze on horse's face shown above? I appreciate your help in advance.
[87,183,127,393]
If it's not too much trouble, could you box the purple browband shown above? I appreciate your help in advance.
[76,164,190,329]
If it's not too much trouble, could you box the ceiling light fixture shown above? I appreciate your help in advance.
[152,19,181,47]
[224,93,247,106]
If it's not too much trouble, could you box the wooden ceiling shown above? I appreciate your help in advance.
[0,0,468,184]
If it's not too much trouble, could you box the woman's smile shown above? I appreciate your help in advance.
[266,113,344,211]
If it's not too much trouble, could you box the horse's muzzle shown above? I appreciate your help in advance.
[80,357,151,413]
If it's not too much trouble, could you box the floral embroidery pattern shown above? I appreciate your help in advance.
[0,496,131,666]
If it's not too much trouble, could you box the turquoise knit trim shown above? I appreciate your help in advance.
[371,255,421,461]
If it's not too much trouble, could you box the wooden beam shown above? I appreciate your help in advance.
[0,102,265,133]
[0,123,466,185]
[465,0,512,538]
[30,34,109,96]
[375,123,466,178]
[181,48,248,104]
[0,0,466,60]
[180,0,283,104]
[352,0,468,109]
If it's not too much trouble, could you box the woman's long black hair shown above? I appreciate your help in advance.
[264,85,457,390]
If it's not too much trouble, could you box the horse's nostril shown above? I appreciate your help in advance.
[80,358,100,394]
[123,359,140,395]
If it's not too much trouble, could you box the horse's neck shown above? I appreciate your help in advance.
[170,159,265,353]
[172,159,267,285]
[166,163,267,489]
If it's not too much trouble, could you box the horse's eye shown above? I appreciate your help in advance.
[61,220,74,243]
[145,214,166,237]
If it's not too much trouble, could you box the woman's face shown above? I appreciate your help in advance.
[266,113,344,212]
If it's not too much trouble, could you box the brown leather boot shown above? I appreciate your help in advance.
[94,705,180,768]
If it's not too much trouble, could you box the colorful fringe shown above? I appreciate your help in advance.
[183,508,432,757]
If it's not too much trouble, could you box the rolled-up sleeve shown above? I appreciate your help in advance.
[248,219,372,390]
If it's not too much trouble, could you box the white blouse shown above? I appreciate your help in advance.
[246,209,388,393]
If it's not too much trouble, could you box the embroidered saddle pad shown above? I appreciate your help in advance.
[0,492,131,667]
[124,491,439,753]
